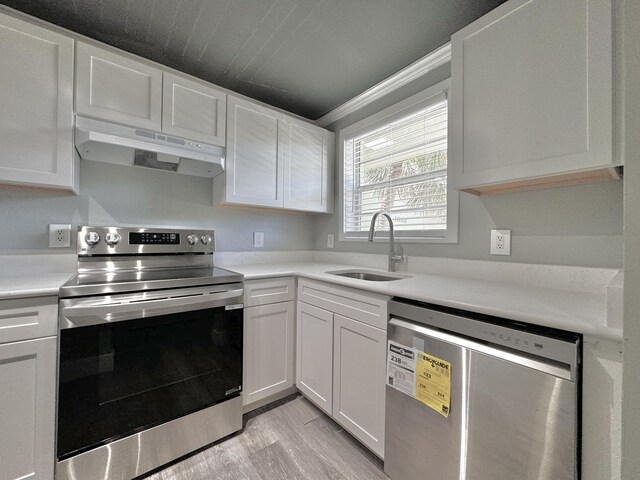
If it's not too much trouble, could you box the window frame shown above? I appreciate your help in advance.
[338,79,459,244]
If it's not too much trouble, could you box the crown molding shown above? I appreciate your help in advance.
[315,42,451,128]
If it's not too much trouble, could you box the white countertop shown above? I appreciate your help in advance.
[0,273,73,299]
[222,261,622,342]
[0,253,75,300]
[0,252,621,341]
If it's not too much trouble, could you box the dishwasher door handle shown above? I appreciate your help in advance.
[389,317,574,381]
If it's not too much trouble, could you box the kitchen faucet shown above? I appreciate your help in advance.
[368,210,404,272]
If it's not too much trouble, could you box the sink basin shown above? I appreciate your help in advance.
[326,269,411,282]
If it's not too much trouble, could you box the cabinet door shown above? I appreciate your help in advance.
[333,314,386,458]
[0,337,56,480]
[281,119,333,212]
[296,301,333,415]
[76,42,162,130]
[450,0,613,194]
[225,97,283,207]
[243,301,295,406]
[162,72,226,146]
[0,13,75,191]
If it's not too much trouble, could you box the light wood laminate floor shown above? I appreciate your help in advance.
[143,395,389,480]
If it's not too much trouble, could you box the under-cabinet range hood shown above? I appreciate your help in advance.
[75,116,225,178]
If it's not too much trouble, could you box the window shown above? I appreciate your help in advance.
[341,80,458,243]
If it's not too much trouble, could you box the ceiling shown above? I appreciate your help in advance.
[2,0,506,120]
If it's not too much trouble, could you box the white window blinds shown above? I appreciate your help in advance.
[343,93,448,238]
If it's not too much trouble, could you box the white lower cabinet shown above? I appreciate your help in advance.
[296,301,334,415]
[0,296,61,480]
[243,301,295,406]
[0,336,56,480]
[243,278,296,410]
[332,314,386,458]
[296,279,389,458]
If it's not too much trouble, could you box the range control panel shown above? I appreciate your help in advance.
[77,226,214,256]
[129,232,180,245]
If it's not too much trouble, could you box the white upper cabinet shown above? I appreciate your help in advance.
[225,96,283,208]
[449,0,615,195]
[76,43,227,147]
[76,42,163,131]
[224,96,333,213]
[282,119,333,212]
[0,13,76,192]
[162,72,226,147]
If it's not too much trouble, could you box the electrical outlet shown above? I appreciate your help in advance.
[253,231,264,248]
[49,224,71,248]
[490,229,511,255]
[327,234,335,249]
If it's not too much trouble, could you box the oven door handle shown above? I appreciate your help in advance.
[61,289,244,328]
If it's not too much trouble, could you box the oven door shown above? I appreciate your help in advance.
[57,284,243,461]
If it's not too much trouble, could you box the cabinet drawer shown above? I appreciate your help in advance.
[244,277,295,307]
[0,297,58,344]
[297,279,388,330]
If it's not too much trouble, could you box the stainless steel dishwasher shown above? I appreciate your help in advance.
[385,298,581,480]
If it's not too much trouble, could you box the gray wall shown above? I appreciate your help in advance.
[0,160,315,253]
[316,64,624,268]
[0,64,623,268]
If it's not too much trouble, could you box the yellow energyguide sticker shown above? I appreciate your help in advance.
[415,351,451,418]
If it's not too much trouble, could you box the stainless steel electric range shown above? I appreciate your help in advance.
[56,226,244,480]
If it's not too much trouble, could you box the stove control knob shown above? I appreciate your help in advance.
[201,234,212,245]
[105,232,121,246]
[187,234,200,245]
[85,231,100,246]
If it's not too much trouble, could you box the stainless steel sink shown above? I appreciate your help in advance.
[326,269,411,282]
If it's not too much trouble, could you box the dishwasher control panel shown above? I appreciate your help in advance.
[389,299,580,370]
[481,326,545,352]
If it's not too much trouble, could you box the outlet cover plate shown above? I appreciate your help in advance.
[253,232,264,248]
[327,234,335,249]
[49,224,71,248]
[490,229,511,255]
